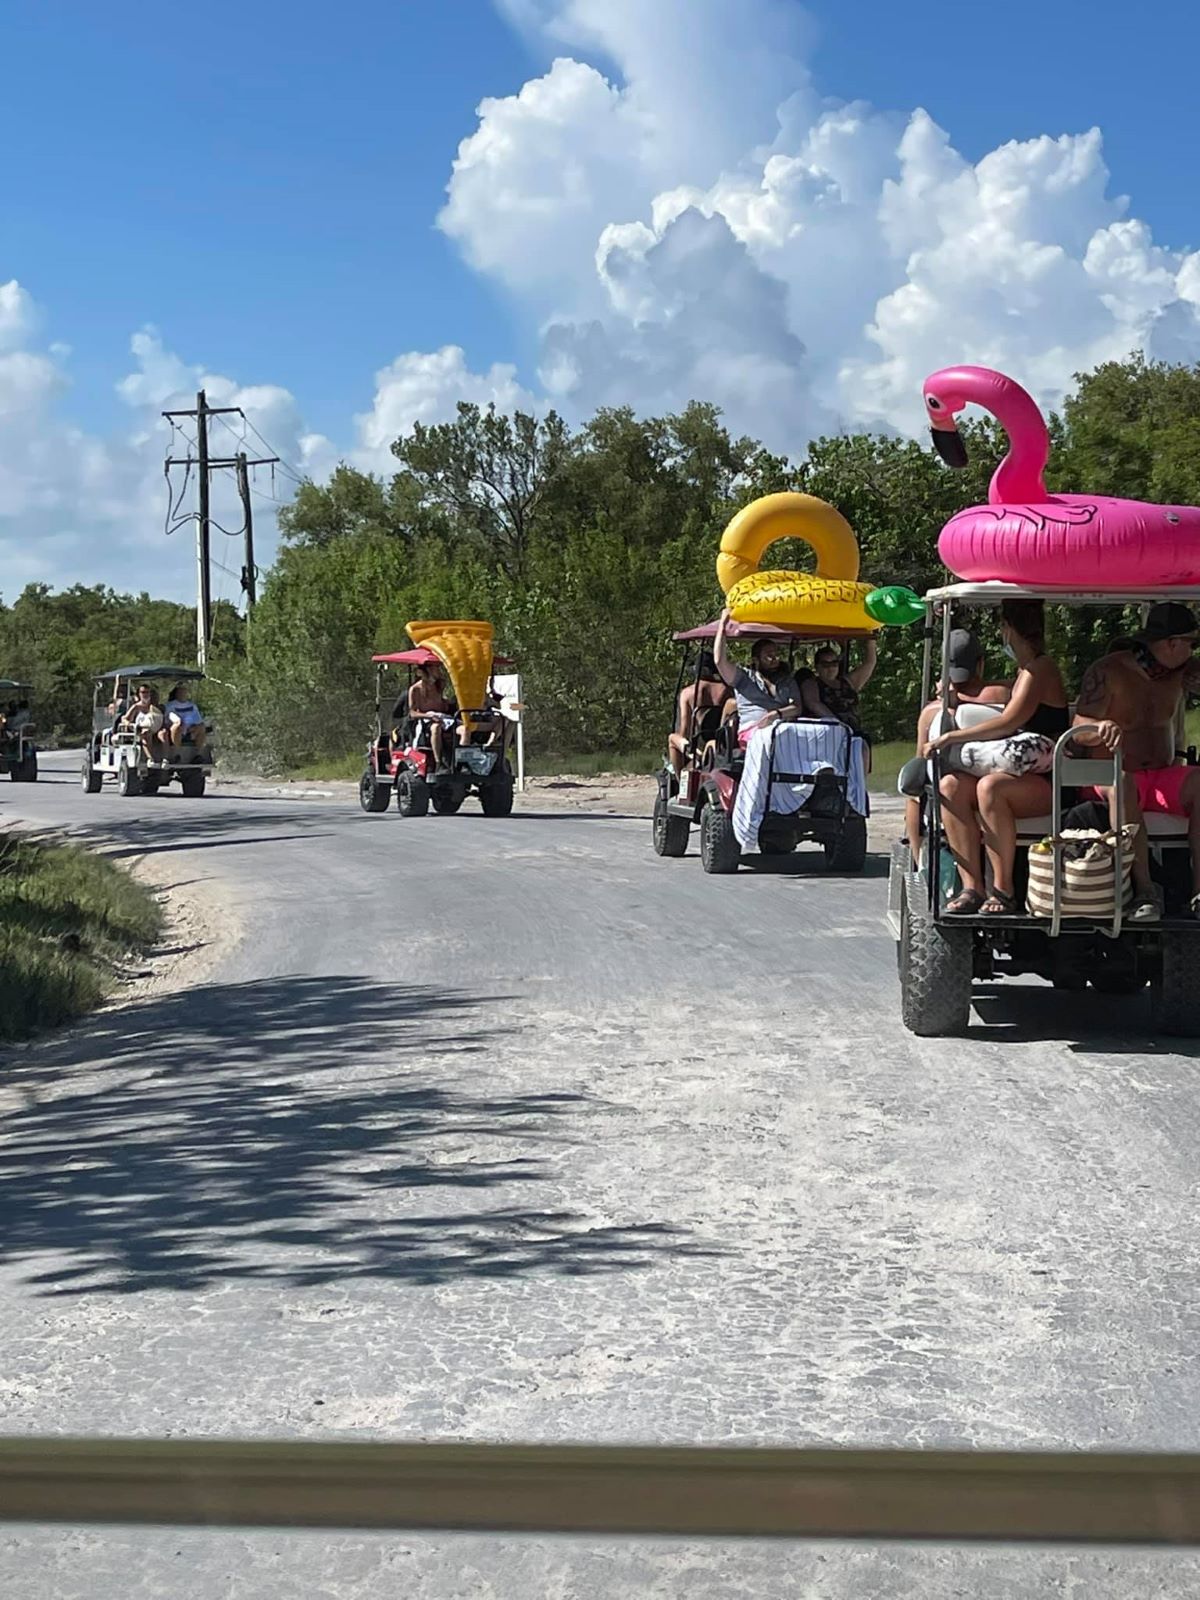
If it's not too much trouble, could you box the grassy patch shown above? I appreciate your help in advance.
[867,739,911,794]
[0,832,163,1042]
[523,749,660,778]
[289,753,364,782]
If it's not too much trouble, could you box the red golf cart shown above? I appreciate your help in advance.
[358,647,516,818]
[653,618,872,874]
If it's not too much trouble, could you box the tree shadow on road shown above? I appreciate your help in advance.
[0,977,714,1296]
[57,805,339,860]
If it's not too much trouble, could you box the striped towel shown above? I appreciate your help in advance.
[733,721,868,851]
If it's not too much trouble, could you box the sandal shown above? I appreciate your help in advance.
[980,889,1018,916]
[944,889,984,915]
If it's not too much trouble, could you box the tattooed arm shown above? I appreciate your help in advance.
[1072,657,1122,752]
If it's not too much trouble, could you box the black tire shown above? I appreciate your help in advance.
[652,793,689,857]
[700,802,740,874]
[899,873,973,1036]
[479,779,514,817]
[179,769,206,798]
[117,760,142,798]
[359,770,391,813]
[80,754,102,794]
[824,814,868,873]
[10,751,37,782]
[432,789,466,815]
[1088,940,1143,995]
[1156,935,1200,1036]
[397,771,430,818]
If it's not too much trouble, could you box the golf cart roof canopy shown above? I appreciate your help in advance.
[371,648,515,667]
[95,664,205,681]
[0,680,32,692]
[925,581,1200,608]
[674,619,873,643]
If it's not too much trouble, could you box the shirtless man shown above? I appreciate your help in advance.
[1072,601,1200,921]
[408,660,455,769]
[904,628,1009,861]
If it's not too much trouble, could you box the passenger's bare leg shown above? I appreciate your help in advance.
[939,771,984,897]
[429,719,445,768]
[977,772,1051,900]
[905,796,923,865]
[1097,778,1151,892]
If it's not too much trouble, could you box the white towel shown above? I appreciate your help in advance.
[732,721,868,852]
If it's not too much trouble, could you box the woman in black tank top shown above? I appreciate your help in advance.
[923,599,1068,916]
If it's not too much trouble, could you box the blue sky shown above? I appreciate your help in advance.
[5,0,1200,596]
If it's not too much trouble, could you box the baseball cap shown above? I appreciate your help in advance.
[946,627,983,683]
[1140,602,1198,643]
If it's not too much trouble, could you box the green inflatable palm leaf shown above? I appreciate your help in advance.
[864,585,923,626]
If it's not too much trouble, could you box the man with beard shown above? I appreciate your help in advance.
[713,608,808,746]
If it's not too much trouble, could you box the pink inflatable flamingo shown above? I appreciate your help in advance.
[923,364,1200,587]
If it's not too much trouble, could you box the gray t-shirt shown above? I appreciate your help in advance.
[732,666,805,734]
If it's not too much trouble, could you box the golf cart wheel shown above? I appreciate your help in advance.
[652,792,689,857]
[10,751,37,782]
[80,754,102,795]
[432,789,466,815]
[700,801,740,874]
[824,814,868,873]
[397,771,430,818]
[899,873,972,1037]
[359,770,391,813]
[180,769,206,798]
[479,779,514,817]
[117,759,142,798]
[1088,937,1143,995]
[1156,934,1200,1036]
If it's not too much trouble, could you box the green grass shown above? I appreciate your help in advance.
[867,739,911,795]
[0,832,163,1042]
[523,748,660,778]
[290,753,364,782]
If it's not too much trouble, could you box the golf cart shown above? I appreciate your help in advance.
[81,665,214,798]
[0,681,37,782]
[653,619,871,874]
[359,646,516,818]
[892,582,1200,1036]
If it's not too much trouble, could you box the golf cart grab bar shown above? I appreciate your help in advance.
[1050,726,1125,942]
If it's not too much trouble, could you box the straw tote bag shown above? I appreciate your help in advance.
[1026,827,1136,919]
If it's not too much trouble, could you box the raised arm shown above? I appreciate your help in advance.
[847,637,878,693]
[713,608,737,688]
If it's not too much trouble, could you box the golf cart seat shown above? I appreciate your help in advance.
[1015,811,1189,843]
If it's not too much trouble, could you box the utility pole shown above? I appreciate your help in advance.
[196,390,211,667]
[235,452,256,610]
[163,398,278,666]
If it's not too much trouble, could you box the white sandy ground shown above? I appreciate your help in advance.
[0,753,1197,1598]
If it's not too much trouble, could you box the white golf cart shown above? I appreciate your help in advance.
[81,664,214,798]
[891,582,1200,1037]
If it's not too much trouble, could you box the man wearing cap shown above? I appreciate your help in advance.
[904,629,1009,861]
[1073,602,1200,920]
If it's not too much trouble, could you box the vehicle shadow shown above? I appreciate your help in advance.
[968,984,1198,1054]
[0,977,715,1297]
[740,849,891,879]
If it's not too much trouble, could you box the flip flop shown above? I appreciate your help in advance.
[979,889,1018,916]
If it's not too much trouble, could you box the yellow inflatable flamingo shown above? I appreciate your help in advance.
[717,492,921,629]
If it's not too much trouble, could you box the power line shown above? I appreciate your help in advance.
[162,391,279,661]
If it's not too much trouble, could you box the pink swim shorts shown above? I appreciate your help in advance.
[1085,766,1193,815]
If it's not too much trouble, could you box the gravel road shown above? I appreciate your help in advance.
[2,751,1198,1597]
